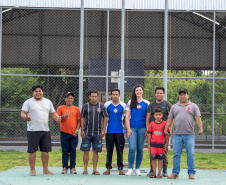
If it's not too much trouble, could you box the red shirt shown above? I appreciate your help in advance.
[148,120,169,148]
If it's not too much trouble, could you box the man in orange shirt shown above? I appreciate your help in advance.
[57,92,81,174]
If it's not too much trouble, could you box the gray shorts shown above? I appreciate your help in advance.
[80,135,102,152]
[27,131,52,153]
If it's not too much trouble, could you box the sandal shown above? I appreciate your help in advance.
[29,171,36,176]
[157,174,162,178]
[43,170,54,175]
[70,168,77,174]
[119,171,125,175]
[103,171,110,175]
[82,171,88,174]
[147,172,154,177]
[150,174,156,178]
[92,171,100,175]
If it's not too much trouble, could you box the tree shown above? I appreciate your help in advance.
[0,68,39,138]
[1,68,39,109]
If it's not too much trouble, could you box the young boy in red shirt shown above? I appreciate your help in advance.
[147,107,169,178]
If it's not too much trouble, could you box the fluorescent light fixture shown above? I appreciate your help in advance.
[193,12,220,25]
[2,8,12,13]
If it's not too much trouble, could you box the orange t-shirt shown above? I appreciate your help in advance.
[57,105,81,135]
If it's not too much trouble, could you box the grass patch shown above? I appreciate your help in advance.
[0,149,225,171]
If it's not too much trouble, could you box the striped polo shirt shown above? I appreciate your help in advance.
[81,102,108,136]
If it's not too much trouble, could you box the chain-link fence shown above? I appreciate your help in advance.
[0,8,226,149]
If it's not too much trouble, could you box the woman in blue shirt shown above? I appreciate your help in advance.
[125,84,150,176]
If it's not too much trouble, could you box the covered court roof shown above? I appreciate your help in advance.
[1,0,226,11]
[1,1,226,71]
[1,9,226,70]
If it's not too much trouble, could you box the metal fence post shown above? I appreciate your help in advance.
[106,10,110,102]
[0,8,2,108]
[163,0,168,101]
[79,0,84,110]
[120,0,125,102]
[78,0,84,147]
[212,12,216,149]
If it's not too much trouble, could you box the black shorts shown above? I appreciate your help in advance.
[80,135,102,152]
[27,131,52,153]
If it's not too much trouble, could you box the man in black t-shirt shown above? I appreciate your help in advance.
[80,90,108,175]
[146,87,172,177]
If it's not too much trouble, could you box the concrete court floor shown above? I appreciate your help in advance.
[0,167,226,185]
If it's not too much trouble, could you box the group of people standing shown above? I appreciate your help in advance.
[21,84,202,180]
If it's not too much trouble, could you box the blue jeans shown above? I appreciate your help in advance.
[128,128,146,169]
[60,131,78,169]
[172,134,195,175]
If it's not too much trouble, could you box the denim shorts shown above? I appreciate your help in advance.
[80,135,102,152]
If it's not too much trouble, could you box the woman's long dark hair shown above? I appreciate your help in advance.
[130,84,144,110]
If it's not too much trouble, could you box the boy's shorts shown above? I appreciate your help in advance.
[151,147,165,159]
[80,135,102,152]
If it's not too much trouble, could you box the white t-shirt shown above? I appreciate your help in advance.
[21,97,55,131]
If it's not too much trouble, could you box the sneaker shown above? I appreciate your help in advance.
[146,169,154,177]
[126,169,133,176]
[135,169,142,176]
[162,169,168,177]
[70,168,77,174]
[61,168,68,174]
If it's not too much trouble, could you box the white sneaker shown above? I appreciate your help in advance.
[135,169,142,176]
[126,169,133,176]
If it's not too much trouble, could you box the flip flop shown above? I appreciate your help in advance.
[29,171,36,176]
[119,171,125,175]
[157,174,162,178]
[92,171,100,175]
[43,170,54,175]
[82,171,88,174]
[103,171,110,175]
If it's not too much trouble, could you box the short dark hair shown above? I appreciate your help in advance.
[89,90,98,96]
[111,88,120,95]
[154,107,163,113]
[155,86,165,94]
[32,84,44,92]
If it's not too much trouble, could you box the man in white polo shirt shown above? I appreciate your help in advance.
[21,84,61,176]
[164,88,203,180]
